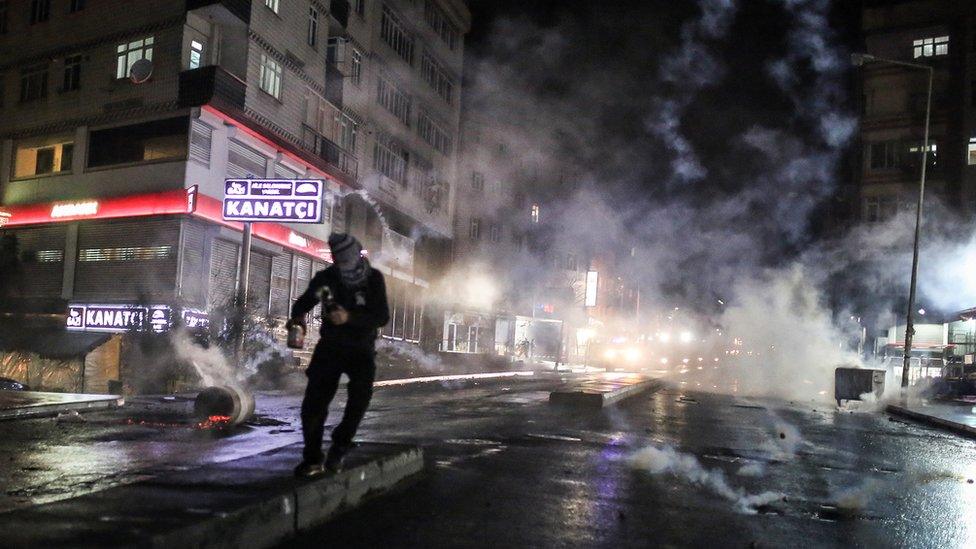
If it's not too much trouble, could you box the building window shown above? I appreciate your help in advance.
[62,55,82,91]
[868,141,899,170]
[424,1,459,50]
[380,6,414,65]
[969,138,976,166]
[373,136,408,184]
[469,218,481,240]
[489,223,500,243]
[420,52,454,104]
[308,7,319,48]
[472,171,484,191]
[29,0,50,24]
[189,40,203,69]
[863,196,898,223]
[335,111,358,153]
[418,112,452,155]
[69,0,85,12]
[0,1,9,33]
[355,0,365,17]
[531,204,540,223]
[350,48,363,86]
[259,54,282,99]
[264,0,279,14]
[116,36,154,79]
[13,137,73,178]
[376,74,411,126]
[88,117,189,168]
[913,36,948,58]
[79,246,173,262]
[20,63,48,102]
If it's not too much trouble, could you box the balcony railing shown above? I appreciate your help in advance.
[178,65,247,111]
[185,0,251,24]
[300,125,358,179]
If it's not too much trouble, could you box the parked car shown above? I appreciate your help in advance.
[0,377,30,391]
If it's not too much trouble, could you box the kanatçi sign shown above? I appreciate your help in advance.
[66,304,209,333]
[222,179,323,223]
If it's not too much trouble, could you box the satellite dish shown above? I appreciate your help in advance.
[129,58,153,84]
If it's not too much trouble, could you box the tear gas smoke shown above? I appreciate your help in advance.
[628,443,783,514]
[458,0,930,404]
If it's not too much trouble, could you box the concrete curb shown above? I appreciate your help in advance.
[886,404,976,440]
[549,379,662,409]
[0,443,423,549]
[0,392,123,421]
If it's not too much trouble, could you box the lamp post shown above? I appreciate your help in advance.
[851,52,934,388]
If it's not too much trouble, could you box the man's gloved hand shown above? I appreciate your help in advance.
[286,317,306,331]
[328,306,349,326]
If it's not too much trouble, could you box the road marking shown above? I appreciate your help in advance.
[375,371,535,388]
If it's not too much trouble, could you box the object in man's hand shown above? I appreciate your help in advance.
[286,319,306,349]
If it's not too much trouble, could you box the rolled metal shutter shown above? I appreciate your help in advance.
[74,219,179,301]
[247,251,272,315]
[180,221,207,306]
[209,239,239,309]
[273,163,299,179]
[227,140,267,178]
[5,225,66,297]
[270,253,291,317]
[189,120,213,166]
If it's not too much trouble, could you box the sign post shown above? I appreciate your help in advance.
[222,178,325,309]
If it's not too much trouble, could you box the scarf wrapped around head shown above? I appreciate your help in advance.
[329,233,368,287]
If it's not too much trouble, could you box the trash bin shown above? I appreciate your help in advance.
[834,367,885,406]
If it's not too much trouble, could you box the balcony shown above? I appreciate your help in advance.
[300,125,358,179]
[185,0,251,24]
[178,65,246,112]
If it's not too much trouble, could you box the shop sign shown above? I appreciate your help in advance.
[181,309,210,329]
[222,179,323,223]
[67,304,171,333]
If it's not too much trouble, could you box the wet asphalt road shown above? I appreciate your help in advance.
[2,373,976,547]
[291,380,976,548]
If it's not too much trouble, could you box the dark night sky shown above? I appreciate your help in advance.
[463,0,863,201]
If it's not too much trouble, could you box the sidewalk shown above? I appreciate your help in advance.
[886,400,976,439]
[0,391,123,420]
[0,442,423,548]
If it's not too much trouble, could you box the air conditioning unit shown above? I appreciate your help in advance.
[327,37,348,67]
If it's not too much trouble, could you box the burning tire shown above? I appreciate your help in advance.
[193,385,255,426]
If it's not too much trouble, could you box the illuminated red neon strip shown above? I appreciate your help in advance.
[1,189,191,227]
[0,189,331,261]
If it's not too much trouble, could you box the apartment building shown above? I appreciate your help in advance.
[0,0,469,389]
[857,0,976,223]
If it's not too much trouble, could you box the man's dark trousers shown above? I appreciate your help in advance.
[300,344,377,463]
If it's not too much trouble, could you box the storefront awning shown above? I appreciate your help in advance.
[0,329,112,359]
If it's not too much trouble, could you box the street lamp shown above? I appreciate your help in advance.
[852,52,934,388]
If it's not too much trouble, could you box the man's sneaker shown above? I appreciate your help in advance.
[324,443,353,472]
[294,460,325,479]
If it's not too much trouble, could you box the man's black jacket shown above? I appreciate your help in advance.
[291,265,390,351]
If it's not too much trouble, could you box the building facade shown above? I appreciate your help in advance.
[0,0,469,389]
[858,0,976,223]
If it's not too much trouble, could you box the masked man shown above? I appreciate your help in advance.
[288,233,389,477]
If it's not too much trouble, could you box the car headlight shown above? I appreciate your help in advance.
[604,349,617,360]
[624,347,642,362]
